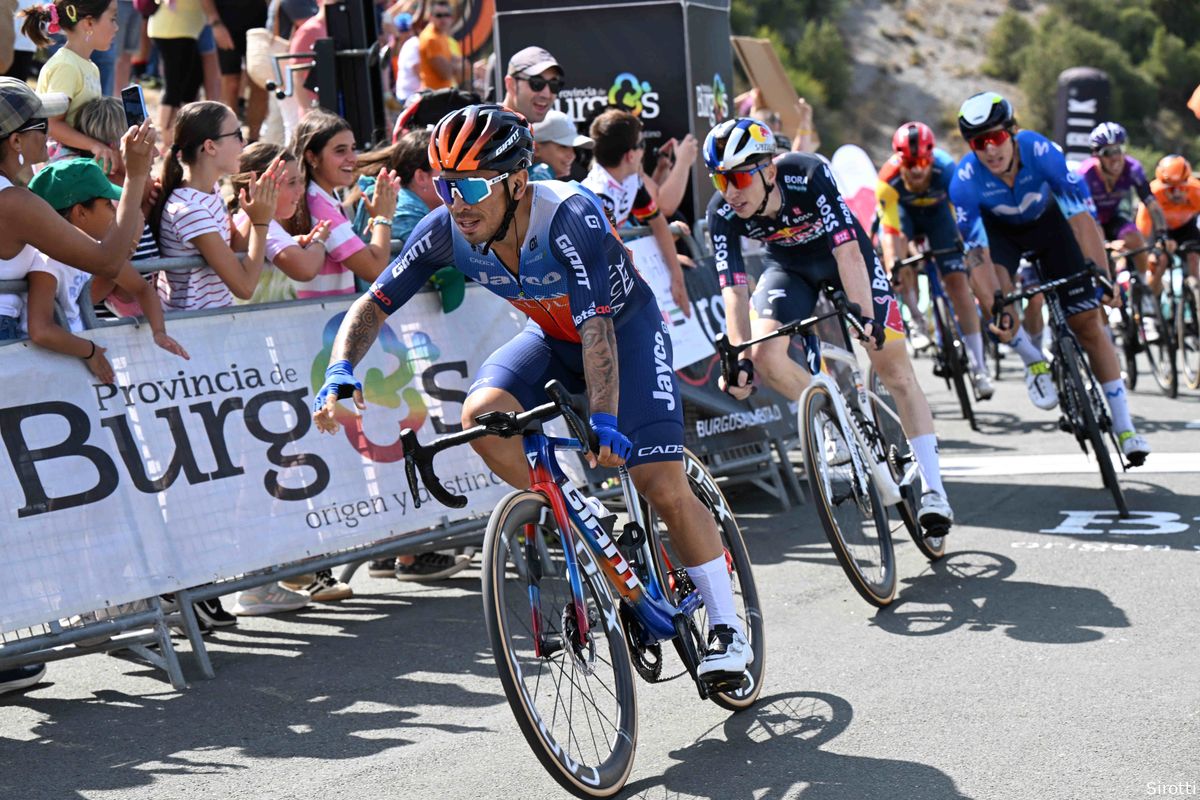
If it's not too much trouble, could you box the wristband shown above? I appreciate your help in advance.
[252,223,269,228]
[312,359,363,413]
[370,216,393,229]
[84,340,96,360]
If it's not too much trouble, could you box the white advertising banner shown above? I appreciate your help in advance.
[0,290,529,632]
[626,236,716,369]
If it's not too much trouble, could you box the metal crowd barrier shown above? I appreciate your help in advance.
[0,220,806,689]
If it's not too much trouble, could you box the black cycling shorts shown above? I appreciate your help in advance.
[1166,219,1200,248]
[982,202,1100,318]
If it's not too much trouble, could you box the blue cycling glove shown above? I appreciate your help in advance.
[313,359,362,413]
[589,412,632,462]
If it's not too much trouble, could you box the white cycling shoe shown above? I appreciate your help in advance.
[1025,361,1058,410]
[1119,432,1151,467]
[917,491,953,538]
[972,370,995,400]
[697,624,751,681]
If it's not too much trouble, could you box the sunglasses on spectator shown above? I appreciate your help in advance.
[520,75,564,93]
[434,173,511,205]
[968,129,1011,151]
[213,128,245,143]
[710,161,771,193]
[1096,145,1123,157]
[4,117,48,138]
[901,155,932,169]
[433,11,453,18]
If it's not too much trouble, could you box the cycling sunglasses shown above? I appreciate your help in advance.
[968,129,1011,151]
[520,75,564,93]
[710,161,771,193]
[901,155,932,169]
[433,172,511,205]
[1096,145,1123,158]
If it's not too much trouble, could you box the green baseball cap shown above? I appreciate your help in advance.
[28,158,122,211]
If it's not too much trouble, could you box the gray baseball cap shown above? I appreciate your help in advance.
[534,110,592,149]
[0,78,69,138]
[507,46,562,77]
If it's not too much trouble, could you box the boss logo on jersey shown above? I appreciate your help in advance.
[713,233,728,270]
[652,330,676,410]
[555,234,591,289]
[637,444,684,457]
[717,203,735,220]
[816,194,838,232]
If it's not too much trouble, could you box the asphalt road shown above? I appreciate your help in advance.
[3,352,1199,800]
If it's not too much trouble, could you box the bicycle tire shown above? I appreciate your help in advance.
[1178,279,1200,390]
[868,369,946,561]
[647,451,766,712]
[481,491,638,799]
[1116,305,1139,391]
[933,295,976,429]
[801,384,897,606]
[1144,283,1178,398]
[1056,336,1129,517]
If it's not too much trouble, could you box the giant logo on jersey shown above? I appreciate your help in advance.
[311,313,434,462]
[556,72,661,123]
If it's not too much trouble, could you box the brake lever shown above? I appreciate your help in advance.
[545,380,598,454]
[401,428,467,510]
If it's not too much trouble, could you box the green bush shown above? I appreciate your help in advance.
[983,10,1034,81]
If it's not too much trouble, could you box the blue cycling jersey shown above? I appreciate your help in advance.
[949,130,1096,251]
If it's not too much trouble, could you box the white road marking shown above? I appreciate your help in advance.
[941,451,1200,477]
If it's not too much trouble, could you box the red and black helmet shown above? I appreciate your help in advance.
[892,121,935,165]
[428,104,533,174]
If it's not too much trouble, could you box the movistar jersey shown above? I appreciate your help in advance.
[950,130,1096,250]
[875,147,956,234]
[368,180,655,343]
[706,151,873,288]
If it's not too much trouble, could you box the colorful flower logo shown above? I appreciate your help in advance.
[311,313,439,463]
[712,73,728,123]
[608,72,653,117]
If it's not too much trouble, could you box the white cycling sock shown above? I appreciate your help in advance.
[910,434,946,497]
[1102,379,1135,434]
[1011,328,1046,366]
[686,554,742,635]
[963,332,986,371]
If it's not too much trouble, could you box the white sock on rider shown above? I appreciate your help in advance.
[1102,379,1135,434]
[685,555,742,635]
[963,332,986,371]
[1011,328,1047,367]
[910,434,946,497]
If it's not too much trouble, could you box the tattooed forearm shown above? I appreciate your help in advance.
[332,295,385,365]
[580,316,619,416]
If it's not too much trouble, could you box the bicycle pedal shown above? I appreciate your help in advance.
[701,672,748,693]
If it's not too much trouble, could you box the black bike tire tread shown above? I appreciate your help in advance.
[1058,339,1128,517]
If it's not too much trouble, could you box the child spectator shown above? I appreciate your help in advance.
[148,100,283,311]
[229,141,331,304]
[25,158,189,381]
[288,109,398,299]
[21,0,119,173]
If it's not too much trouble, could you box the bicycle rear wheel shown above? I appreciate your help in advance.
[933,295,976,429]
[1178,279,1200,390]
[1055,337,1129,517]
[646,451,766,712]
[801,384,896,606]
[1134,281,1178,397]
[1115,305,1139,391]
[482,491,638,799]
[868,369,946,561]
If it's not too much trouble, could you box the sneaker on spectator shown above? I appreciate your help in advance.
[394,552,471,582]
[0,664,46,694]
[301,570,353,602]
[194,597,238,628]
[368,558,397,578]
[232,583,311,616]
[281,573,317,590]
[159,595,214,636]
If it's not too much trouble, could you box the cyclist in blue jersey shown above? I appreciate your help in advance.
[877,121,994,399]
[311,105,749,678]
[949,92,1150,464]
[704,117,954,535]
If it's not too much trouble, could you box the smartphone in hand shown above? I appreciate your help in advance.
[121,84,148,128]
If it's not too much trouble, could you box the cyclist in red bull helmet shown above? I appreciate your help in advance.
[704,116,954,537]
[313,104,751,679]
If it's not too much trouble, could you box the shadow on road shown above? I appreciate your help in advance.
[621,691,971,799]
[871,551,1128,643]
[0,588,503,800]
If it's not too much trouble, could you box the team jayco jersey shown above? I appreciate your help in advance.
[368,180,655,343]
[1076,155,1152,225]
[950,130,1096,250]
[875,147,956,234]
[706,151,873,288]
[581,161,659,228]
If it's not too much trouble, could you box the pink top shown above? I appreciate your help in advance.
[294,182,364,299]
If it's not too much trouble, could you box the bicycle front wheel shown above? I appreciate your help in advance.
[1056,337,1128,517]
[1178,279,1200,390]
[801,384,897,606]
[481,491,638,799]
[933,295,976,429]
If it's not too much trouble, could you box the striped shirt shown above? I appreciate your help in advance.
[294,182,364,299]
[156,186,234,311]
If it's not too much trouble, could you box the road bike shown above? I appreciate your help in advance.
[716,290,940,607]
[399,380,765,798]
[1107,240,1166,393]
[993,261,1130,517]
[1168,240,1200,391]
